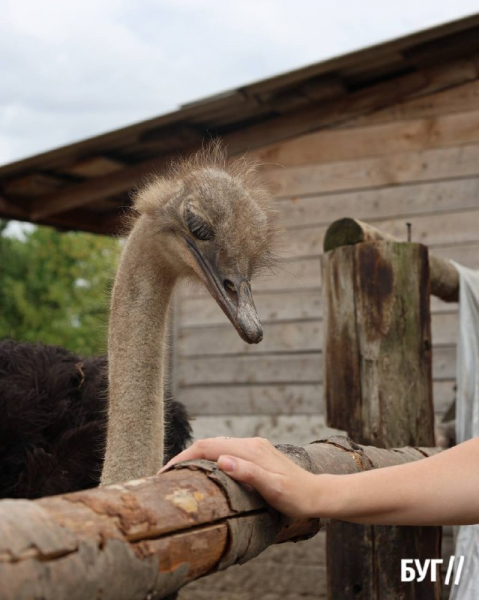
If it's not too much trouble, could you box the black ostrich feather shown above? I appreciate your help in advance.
[0,339,192,499]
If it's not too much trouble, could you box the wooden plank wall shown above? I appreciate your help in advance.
[178,75,479,600]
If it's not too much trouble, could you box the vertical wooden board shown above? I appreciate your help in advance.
[327,523,375,600]
[329,523,442,600]
[353,242,434,447]
[374,525,442,600]
[322,247,361,431]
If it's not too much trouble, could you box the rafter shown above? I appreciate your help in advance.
[0,195,29,220]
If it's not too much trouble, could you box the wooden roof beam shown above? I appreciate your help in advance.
[138,123,204,150]
[0,195,30,220]
[60,156,125,178]
[2,173,65,197]
[404,26,479,68]
[29,155,169,221]
[0,204,121,236]
[38,208,123,235]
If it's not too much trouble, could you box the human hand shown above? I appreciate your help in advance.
[159,436,321,519]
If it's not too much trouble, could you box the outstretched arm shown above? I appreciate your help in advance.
[160,436,479,526]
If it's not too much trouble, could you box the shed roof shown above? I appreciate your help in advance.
[1,12,479,234]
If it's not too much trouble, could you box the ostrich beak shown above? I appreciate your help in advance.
[184,237,263,344]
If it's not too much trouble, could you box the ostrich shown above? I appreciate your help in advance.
[0,144,277,497]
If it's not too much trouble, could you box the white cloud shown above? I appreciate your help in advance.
[0,0,478,164]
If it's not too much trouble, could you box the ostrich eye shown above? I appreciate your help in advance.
[185,207,214,241]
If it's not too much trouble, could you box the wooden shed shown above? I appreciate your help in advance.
[1,13,479,599]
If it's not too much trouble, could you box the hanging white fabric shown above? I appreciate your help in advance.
[448,262,479,600]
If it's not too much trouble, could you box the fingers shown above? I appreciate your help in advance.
[217,454,283,504]
[158,437,245,472]
[217,454,311,518]
[159,436,276,473]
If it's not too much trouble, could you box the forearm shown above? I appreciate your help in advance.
[314,438,479,526]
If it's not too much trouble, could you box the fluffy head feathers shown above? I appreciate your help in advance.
[132,141,279,278]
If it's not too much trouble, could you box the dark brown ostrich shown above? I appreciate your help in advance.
[0,340,191,499]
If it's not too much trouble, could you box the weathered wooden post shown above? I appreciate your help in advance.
[322,218,441,599]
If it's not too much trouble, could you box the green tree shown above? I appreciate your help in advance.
[0,221,120,356]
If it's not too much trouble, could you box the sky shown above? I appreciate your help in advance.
[1,0,479,166]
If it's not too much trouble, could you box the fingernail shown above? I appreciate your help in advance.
[219,456,236,471]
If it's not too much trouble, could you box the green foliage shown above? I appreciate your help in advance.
[0,221,120,356]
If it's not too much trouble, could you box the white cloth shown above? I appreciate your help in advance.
[449,262,479,600]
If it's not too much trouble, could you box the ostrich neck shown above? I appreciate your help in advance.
[101,217,176,485]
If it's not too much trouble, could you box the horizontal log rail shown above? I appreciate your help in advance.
[0,436,441,600]
[323,217,459,302]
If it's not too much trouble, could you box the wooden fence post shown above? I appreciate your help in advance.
[323,230,441,599]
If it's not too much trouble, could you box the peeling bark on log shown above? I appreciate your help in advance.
[0,436,440,600]
[323,217,459,302]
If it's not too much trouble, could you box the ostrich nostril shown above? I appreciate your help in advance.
[224,279,238,303]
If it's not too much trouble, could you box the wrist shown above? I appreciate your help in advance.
[307,473,350,519]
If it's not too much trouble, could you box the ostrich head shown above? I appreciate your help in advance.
[133,143,278,344]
